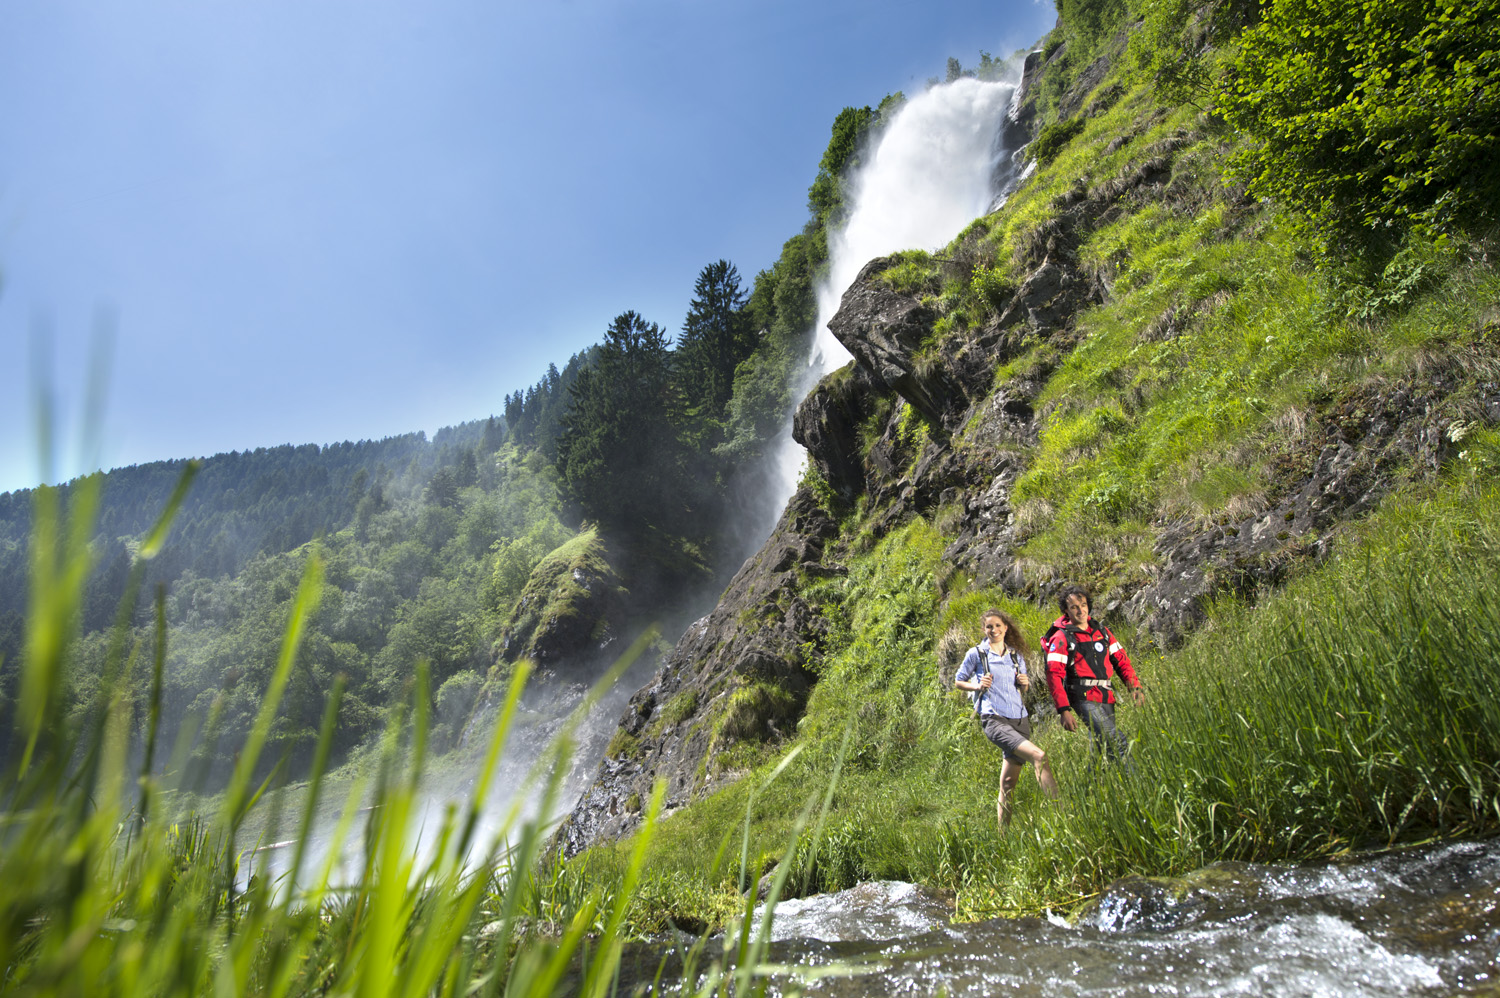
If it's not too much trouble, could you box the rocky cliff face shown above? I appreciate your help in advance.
[555,487,837,854]
[556,43,1500,855]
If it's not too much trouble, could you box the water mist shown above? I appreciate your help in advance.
[763,72,1027,524]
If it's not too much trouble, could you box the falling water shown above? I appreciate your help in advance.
[764,72,1025,518]
[251,69,1032,892]
[811,75,1020,372]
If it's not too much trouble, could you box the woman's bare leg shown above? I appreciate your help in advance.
[997,758,1024,827]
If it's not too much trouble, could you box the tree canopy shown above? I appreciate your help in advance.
[1218,0,1500,255]
[676,260,754,419]
[557,311,685,530]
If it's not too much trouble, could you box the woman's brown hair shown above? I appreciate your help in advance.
[981,608,1028,656]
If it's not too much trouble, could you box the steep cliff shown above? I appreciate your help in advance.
[558,28,1500,855]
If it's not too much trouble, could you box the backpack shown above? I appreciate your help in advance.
[968,645,988,717]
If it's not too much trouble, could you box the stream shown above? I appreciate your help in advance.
[629,838,1500,996]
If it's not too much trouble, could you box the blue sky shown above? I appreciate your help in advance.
[0,0,1056,495]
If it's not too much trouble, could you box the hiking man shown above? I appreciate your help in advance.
[1044,587,1144,765]
[955,608,1060,827]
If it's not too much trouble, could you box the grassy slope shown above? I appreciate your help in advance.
[576,59,1500,929]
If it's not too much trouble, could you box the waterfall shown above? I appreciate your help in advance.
[763,72,1025,524]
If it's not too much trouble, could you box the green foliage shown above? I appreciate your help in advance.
[502,352,593,456]
[798,461,846,520]
[603,466,1500,929]
[1333,238,1458,320]
[1057,0,1131,57]
[676,260,756,420]
[1127,0,1258,106]
[557,311,686,531]
[1217,0,1500,256]
[1029,0,1132,119]
[571,37,1500,930]
[1031,116,1087,166]
[486,514,573,612]
[659,688,700,727]
[808,105,874,226]
[607,727,642,760]
[894,402,930,455]
[969,264,1017,309]
[877,250,941,296]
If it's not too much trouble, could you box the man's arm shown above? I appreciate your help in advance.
[1044,634,1071,712]
[1106,627,1146,705]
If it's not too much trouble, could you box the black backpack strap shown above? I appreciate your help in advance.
[969,646,987,715]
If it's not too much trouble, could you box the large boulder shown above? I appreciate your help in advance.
[826,259,965,428]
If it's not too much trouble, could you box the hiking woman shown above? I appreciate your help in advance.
[954,609,1059,827]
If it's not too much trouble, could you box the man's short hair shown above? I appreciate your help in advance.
[1057,585,1092,615]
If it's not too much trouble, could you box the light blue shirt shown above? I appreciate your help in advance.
[955,640,1028,719]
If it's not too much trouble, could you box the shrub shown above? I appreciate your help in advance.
[1031,116,1087,166]
[1218,0,1500,257]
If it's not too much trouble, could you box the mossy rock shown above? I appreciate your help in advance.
[502,528,625,665]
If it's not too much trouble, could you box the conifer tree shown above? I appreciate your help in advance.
[557,311,684,529]
[676,260,753,419]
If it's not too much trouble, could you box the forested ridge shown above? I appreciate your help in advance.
[0,92,896,783]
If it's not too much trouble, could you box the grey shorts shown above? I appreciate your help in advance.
[980,714,1033,763]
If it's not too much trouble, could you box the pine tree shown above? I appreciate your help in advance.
[557,311,683,529]
[676,260,753,419]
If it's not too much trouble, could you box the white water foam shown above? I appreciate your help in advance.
[759,73,1023,533]
[810,75,1018,374]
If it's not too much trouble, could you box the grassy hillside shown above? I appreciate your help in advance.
[3,0,1498,992]
[558,3,1500,930]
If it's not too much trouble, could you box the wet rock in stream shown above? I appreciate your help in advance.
[618,838,1500,997]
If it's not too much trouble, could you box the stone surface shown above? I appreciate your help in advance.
[554,488,837,855]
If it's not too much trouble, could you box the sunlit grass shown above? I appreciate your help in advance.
[0,465,823,996]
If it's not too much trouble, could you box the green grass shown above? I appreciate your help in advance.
[575,470,1500,931]
[0,469,824,996]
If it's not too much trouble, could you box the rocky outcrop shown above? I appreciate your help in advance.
[792,364,883,501]
[554,488,838,855]
[500,529,627,668]
[826,260,959,428]
[1125,359,1500,645]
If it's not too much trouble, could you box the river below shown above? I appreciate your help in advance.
[629,837,1500,996]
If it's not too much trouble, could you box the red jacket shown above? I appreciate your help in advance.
[1044,615,1139,708]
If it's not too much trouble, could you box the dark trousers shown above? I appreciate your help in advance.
[1074,699,1130,767]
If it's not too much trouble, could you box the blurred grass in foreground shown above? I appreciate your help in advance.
[0,466,830,996]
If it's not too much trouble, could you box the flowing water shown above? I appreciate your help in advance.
[761,72,1026,535]
[624,839,1500,995]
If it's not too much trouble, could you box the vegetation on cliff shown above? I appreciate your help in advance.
[5,0,1500,988]
[554,0,1500,931]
